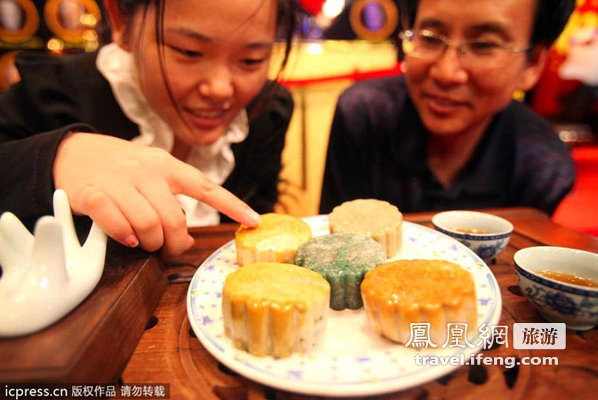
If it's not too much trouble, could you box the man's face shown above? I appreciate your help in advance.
[404,0,543,139]
[123,0,277,147]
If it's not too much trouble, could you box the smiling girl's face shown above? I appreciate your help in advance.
[116,0,277,147]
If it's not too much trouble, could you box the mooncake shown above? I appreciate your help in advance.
[222,262,330,358]
[328,199,402,257]
[235,213,312,266]
[361,259,477,345]
[295,233,385,310]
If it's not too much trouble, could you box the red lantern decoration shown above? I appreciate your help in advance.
[300,0,326,15]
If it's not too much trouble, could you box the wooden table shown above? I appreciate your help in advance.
[122,208,598,399]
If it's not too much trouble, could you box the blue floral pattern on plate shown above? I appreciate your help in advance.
[187,216,502,397]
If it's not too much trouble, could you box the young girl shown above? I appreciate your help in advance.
[0,0,297,256]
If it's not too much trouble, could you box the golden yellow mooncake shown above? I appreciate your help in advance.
[222,262,330,358]
[235,213,312,266]
[328,199,402,257]
[361,259,477,345]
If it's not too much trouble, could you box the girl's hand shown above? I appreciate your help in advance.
[53,133,261,256]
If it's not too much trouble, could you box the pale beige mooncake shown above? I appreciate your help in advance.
[329,199,402,257]
[361,259,477,345]
[235,213,312,266]
[222,262,330,358]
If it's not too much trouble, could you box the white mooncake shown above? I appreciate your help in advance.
[329,199,402,257]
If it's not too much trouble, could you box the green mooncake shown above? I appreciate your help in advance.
[295,233,386,310]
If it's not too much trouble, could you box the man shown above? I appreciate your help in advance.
[320,0,576,215]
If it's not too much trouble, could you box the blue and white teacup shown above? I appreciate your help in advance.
[432,210,513,261]
[514,246,598,331]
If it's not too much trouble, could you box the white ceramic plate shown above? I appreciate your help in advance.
[187,216,502,397]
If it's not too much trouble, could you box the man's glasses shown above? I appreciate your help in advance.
[399,29,531,69]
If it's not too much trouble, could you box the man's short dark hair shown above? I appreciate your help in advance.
[400,0,576,47]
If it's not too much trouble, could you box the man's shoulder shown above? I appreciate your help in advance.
[507,101,552,128]
[338,75,407,115]
[506,101,564,146]
[342,75,405,99]
[504,101,573,165]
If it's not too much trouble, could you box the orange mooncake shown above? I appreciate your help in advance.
[361,259,477,345]
[235,213,312,266]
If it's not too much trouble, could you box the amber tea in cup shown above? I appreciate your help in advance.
[539,270,598,288]
[455,228,490,234]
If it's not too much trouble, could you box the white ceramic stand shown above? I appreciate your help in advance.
[0,189,107,337]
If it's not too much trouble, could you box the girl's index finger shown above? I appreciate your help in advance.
[171,161,261,227]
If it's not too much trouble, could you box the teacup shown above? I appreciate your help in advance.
[513,246,598,330]
[432,210,513,260]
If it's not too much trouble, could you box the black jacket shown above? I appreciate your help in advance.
[321,75,575,215]
[0,51,293,230]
